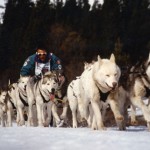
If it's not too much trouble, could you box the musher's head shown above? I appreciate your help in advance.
[36,45,48,62]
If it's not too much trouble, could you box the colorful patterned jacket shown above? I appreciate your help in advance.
[20,53,62,76]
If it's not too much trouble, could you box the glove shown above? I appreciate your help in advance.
[58,65,62,70]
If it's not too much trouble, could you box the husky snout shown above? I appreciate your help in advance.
[112,82,117,88]
[51,88,55,94]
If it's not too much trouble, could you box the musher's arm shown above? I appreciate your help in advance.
[20,54,36,76]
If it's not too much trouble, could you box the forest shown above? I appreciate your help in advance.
[0,0,150,83]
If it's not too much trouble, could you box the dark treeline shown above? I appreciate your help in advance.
[0,0,150,83]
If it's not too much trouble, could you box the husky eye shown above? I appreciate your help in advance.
[106,75,110,77]
[47,83,50,85]
[114,73,117,76]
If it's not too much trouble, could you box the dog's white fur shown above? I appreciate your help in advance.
[68,54,125,130]
[68,76,108,128]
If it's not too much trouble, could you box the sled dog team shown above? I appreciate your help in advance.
[0,53,150,131]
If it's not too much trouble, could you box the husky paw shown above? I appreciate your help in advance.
[116,116,124,121]
[43,122,49,127]
[92,125,106,131]
[147,122,150,131]
[19,120,25,126]
[56,120,64,127]
[72,125,78,128]
[118,125,126,131]
[131,120,138,126]
[97,126,107,131]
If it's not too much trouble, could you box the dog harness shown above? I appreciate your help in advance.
[95,81,110,102]
[18,89,28,107]
[99,90,110,102]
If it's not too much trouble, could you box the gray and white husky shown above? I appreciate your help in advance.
[124,53,150,130]
[0,90,7,127]
[26,71,63,127]
[6,77,30,126]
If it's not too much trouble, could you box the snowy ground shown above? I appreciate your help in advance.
[0,125,149,150]
[0,99,149,150]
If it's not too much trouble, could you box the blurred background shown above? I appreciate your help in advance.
[0,0,150,84]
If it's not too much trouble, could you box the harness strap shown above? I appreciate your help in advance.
[39,89,50,103]
[19,92,28,107]
[95,81,110,102]
[9,99,16,109]
[99,90,110,102]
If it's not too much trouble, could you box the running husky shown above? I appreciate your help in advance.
[0,90,7,127]
[6,77,30,126]
[68,54,124,130]
[126,53,150,130]
[16,76,30,126]
[26,71,63,127]
[67,62,108,128]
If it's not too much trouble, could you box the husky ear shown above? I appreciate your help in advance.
[8,79,11,86]
[97,55,102,64]
[110,53,115,63]
[84,62,88,69]
[148,52,150,62]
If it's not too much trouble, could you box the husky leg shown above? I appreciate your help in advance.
[0,110,5,127]
[60,97,68,120]
[68,99,78,128]
[36,104,43,126]
[130,104,138,125]
[1,113,5,127]
[16,109,20,126]
[91,100,105,130]
[51,103,64,127]
[91,115,98,130]
[87,104,93,127]
[109,99,125,130]
[28,104,32,126]
[6,102,13,127]
[41,104,46,126]
[7,108,12,127]
[45,102,53,127]
[18,107,25,126]
[131,96,150,130]
[28,102,34,126]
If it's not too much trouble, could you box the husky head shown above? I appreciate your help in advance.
[41,71,58,93]
[0,90,7,104]
[93,54,121,92]
[18,76,30,91]
[145,53,150,79]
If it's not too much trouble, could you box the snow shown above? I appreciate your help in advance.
[0,100,149,150]
[0,124,149,150]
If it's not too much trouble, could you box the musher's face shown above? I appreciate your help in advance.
[37,49,47,62]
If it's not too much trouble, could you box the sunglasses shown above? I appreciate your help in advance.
[37,53,47,56]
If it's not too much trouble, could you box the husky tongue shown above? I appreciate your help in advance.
[50,94,55,101]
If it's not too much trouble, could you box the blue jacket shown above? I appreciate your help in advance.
[20,53,62,76]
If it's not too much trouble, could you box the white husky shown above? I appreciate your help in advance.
[68,54,124,130]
